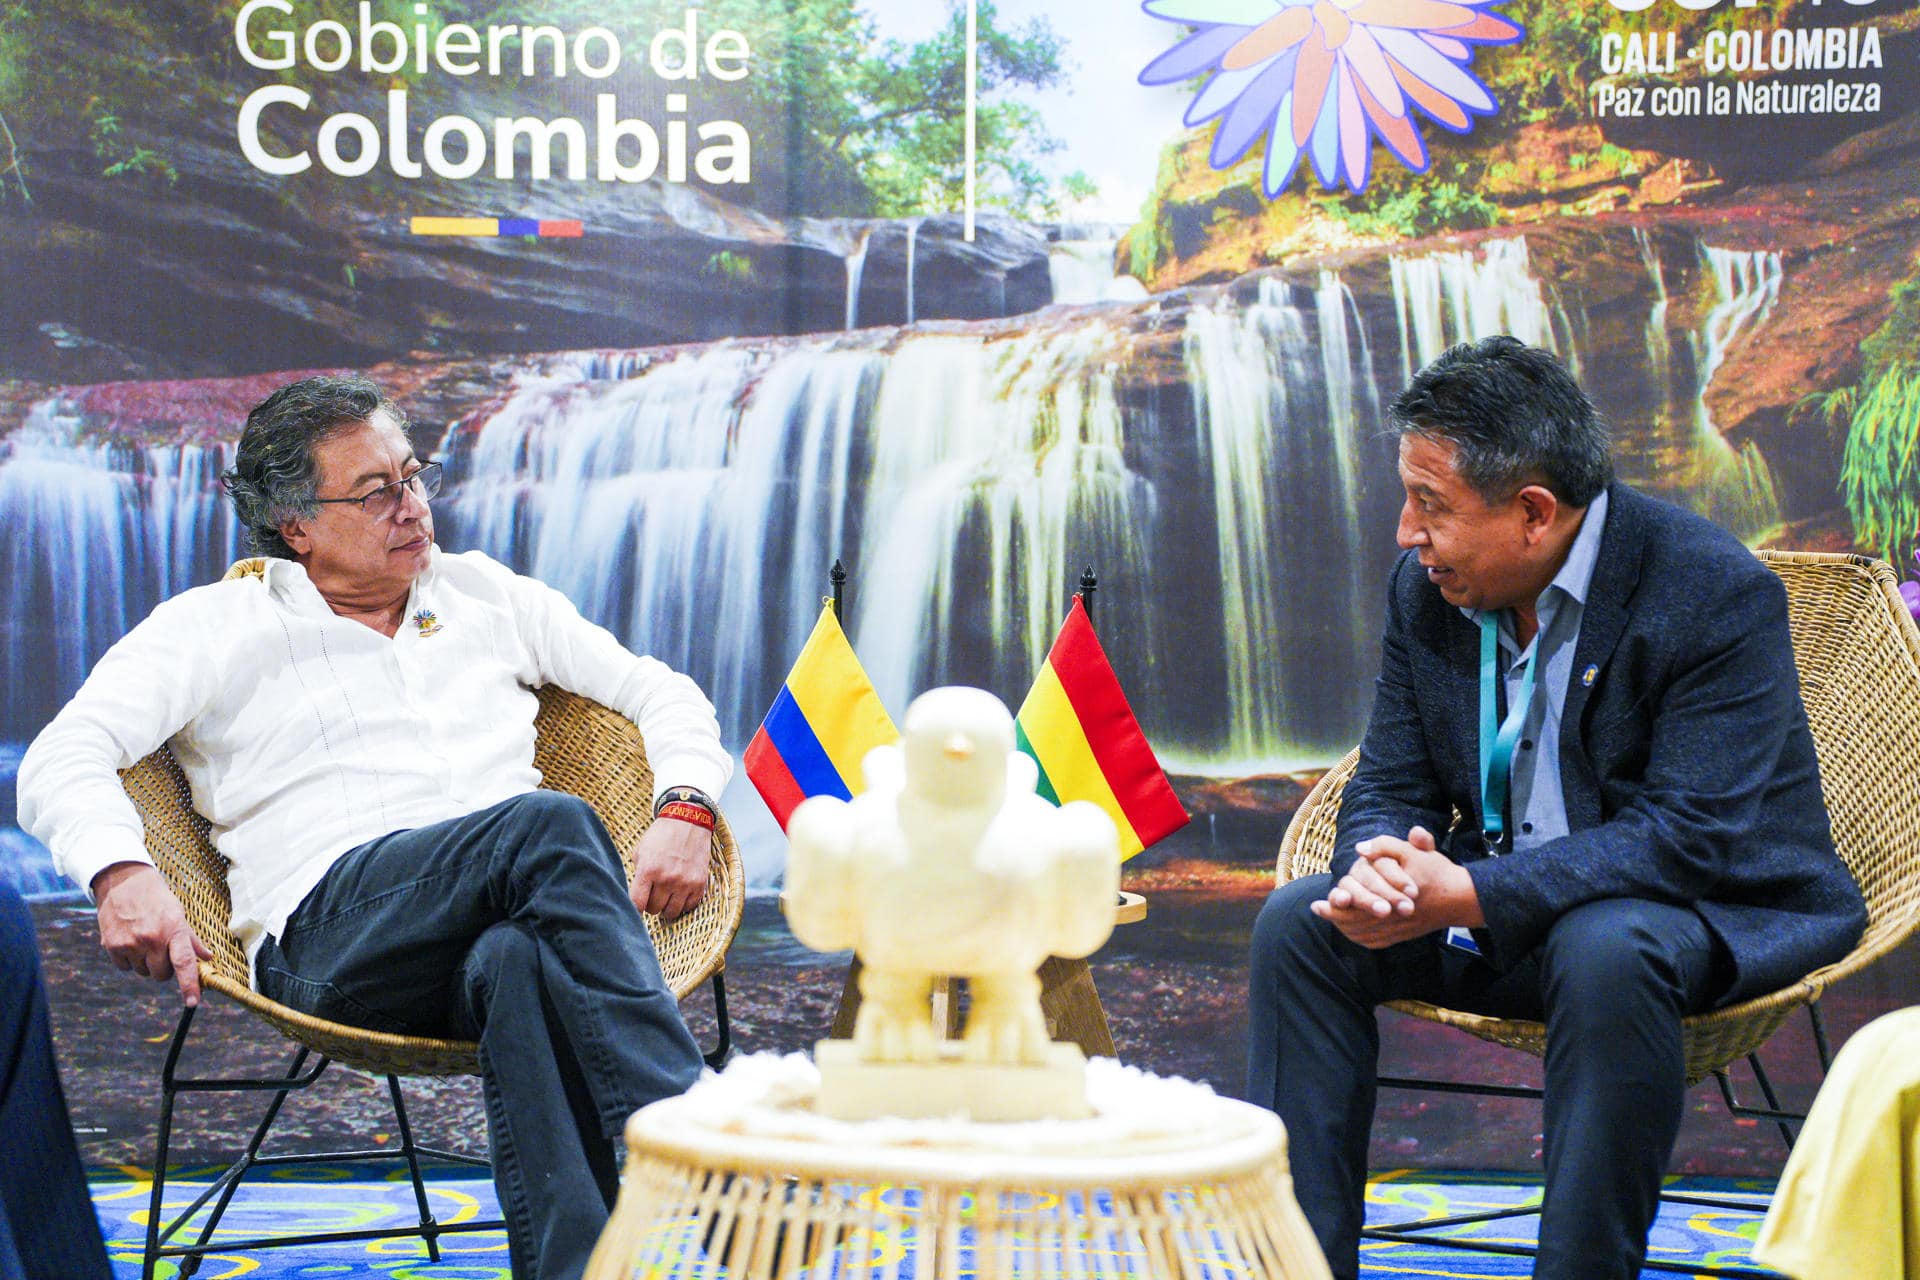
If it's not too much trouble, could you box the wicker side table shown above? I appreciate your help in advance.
[587,1056,1331,1280]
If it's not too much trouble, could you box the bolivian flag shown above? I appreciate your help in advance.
[1015,598,1189,860]
[745,604,898,831]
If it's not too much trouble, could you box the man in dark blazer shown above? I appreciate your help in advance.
[1247,336,1866,1280]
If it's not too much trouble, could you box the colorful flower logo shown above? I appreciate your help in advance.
[1139,0,1523,196]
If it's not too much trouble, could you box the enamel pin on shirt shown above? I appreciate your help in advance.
[412,609,442,637]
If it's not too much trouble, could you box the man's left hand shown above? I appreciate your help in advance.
[629,819,711,922]
[1312,825,1484,949]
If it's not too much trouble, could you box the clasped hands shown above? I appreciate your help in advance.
[1310,825,1485,949]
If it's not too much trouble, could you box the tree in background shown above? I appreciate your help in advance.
[684,0,1076,219]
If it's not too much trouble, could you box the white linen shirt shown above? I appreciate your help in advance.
[18,547,733,981]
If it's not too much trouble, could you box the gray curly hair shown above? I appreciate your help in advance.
[222,376,409,558]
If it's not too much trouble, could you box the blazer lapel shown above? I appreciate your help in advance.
[1564,484,1643,732]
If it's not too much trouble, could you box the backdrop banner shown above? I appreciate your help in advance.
[1,0,1911,1178]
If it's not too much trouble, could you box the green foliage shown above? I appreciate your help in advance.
[701,249,755,282]
[1332,181,1498,239]
[1838,260,1920,560]
[90,112,177,185]
[1127,214,1163,283]
[1861,274,1920,384]
[1838,365,1920,564]
[1059,170,1098,205]
[485,0,1072,217]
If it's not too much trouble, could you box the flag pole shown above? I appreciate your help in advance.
[831,558,847,622]
[1077,566,1097,627]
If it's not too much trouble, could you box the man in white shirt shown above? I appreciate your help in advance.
[18,375,734,1280]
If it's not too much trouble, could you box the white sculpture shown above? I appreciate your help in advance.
[785,686,1121,1067]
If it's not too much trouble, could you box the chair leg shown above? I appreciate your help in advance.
[704,970,732,1070]
[386,1074,442,1263]
[143,1006,195,1280]
[164,1036,318,1280]
[137,1006,499,1275]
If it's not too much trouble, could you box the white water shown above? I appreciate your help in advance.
[1687,247,1784,541]
[0,229,1806,885]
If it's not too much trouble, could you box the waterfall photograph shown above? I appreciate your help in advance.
[1,0,1916,1209]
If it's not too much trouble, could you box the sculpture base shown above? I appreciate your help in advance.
[814,1038,1091,1121]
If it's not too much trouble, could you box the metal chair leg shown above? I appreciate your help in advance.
[704,970,732,1070]
[139,1003,502,1276]
[387,1074,443,1263]
[171,1040,315,1279]
[142,1006,195,1280]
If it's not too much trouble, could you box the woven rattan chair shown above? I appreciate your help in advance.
[1274,549,1920,1271]
[116,562,746,1279]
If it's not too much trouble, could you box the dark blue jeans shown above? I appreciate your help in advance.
[255,791,704,1280]
[1248,876,1724,1280]
[0,880,113,1280]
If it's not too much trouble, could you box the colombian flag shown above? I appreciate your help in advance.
[745,605,898,831]
[1015,598,1189,860]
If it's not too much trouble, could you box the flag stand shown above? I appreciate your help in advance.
[817,564,1149,1061]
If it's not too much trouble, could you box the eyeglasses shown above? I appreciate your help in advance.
[313,462,442,520]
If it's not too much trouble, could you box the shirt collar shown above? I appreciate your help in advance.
[1545,487,1608,609]
[257,547,440,613]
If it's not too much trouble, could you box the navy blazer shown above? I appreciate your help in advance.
[1334,484,1867,1006]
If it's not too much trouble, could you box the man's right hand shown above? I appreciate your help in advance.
[91,862,213,1007]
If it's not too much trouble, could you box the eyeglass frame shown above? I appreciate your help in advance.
[311,461,443,518]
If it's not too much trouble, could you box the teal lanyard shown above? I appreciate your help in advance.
[1478,611,1537,848]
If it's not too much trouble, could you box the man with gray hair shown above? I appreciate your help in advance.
[19,374,731,1280]
[1246,336,1865,1279]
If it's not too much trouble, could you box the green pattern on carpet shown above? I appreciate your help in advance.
[91,1166,1780,1278]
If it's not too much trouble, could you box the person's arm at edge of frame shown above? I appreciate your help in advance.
[17,591,220,1005]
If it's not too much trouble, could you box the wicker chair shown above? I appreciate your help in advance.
[116,563,746,1279]
[1274,550,1920,1268]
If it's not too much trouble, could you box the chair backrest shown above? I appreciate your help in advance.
[1277,551,1920,989]
[114,559,744,1072]
[1758,550,1920,986]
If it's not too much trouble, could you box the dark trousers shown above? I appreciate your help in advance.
[0,881,113,1280]
[1247,875,1723,1280]
[255,791,704,1280]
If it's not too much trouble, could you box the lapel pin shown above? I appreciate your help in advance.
[1581,664,1598,687]
[412,609,443,638]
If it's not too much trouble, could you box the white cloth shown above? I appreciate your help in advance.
[18,548,733,978]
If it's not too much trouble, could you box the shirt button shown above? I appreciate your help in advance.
[1520,739,1534,750]
[1522,821,1534,834]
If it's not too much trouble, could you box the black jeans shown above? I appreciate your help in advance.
[256,791,703,1280]
[1247,875,1723,1280]
[0,881,113,1280]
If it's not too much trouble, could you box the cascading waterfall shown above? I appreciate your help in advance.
[903,216,924,324]
[1687,247,1783,541]
[1180,277,1383,768]
[0,400,239,893]
[0,225,1809,890]
[1390,237,1566,379]
[846,325,1157,715]
[0,401,239,729]
[844,229,874,330]
[1048,235,1135,305]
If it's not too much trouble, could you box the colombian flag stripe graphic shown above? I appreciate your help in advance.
[410,216,584,237]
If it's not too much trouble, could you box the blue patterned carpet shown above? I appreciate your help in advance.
[94,1165,1778,1279]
